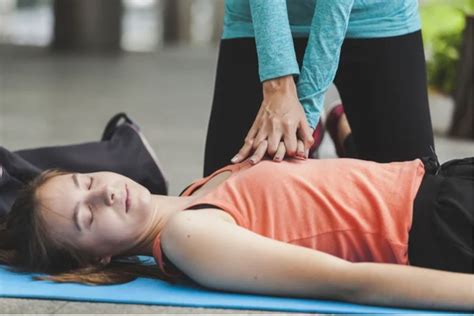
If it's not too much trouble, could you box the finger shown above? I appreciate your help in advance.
[231,122,261,163]
[281,120,298,156]
[231,136,255,163]
[253,127,268,150]
[267,131,283,156]
[283,132,298,157]
[245,124,259,143]
[273,142,286,162]
[295,139,306,159]
[298,121,315,158]
[249,140,268,165]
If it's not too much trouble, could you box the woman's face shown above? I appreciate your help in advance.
[36,172,154,260]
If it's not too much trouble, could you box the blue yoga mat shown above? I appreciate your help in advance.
[0,257,465,314]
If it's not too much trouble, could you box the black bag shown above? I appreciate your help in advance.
[439,157,474,180]
[0,113,168,217]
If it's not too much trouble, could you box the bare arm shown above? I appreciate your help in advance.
[161,211,473,311]
[350,262,473,311]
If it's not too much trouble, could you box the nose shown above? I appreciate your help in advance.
[89,184,116,207]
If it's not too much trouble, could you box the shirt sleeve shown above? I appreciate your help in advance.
[249,0,300,82]
[297,0,354,129]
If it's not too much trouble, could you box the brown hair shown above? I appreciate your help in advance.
[0,169,178,285]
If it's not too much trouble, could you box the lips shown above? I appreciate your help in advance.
[125,184,130,213]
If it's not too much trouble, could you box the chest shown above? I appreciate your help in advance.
[186,170,236,224]
[189,171,232,198]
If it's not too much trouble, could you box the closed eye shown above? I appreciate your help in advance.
[88,177,93,190]
[88,205,94,225]
[88,177,93,225]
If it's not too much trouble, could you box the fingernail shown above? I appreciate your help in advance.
[274,156,281,162]
[249,158,255,164]
[231,156,239,163]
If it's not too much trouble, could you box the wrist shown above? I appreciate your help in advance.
[263,75,296,95]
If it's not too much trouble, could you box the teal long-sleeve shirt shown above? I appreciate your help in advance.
[222,0,421,129]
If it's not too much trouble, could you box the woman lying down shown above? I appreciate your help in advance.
[0,152,472,310]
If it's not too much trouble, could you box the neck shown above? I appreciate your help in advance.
[124,194,196,257]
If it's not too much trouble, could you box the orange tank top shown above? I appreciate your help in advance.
[153,158,425,277]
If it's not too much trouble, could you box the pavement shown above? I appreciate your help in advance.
[0,43,473,314]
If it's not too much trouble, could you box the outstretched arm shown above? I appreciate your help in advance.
[161,211,473,311]
[349,261,473,311]
[161,210,351,300]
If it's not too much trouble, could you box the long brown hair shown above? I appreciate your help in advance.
[0,169,178,285]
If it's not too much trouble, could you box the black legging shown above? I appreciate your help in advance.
[204,30,435,176]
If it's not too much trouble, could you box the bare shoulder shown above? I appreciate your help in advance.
[159,208,238,279]
[190,208,237,225]
[161,208,237,245]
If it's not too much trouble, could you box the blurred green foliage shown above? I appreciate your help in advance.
[420,0,473,94]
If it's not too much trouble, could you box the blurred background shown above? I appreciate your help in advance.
[0,0,473,196]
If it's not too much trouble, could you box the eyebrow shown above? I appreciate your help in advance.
[72,174,82,232]
[72,173,80,189]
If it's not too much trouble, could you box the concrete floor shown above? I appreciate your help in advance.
[0,44,473,313]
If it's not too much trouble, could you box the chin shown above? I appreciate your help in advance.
[133,184,152,214]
